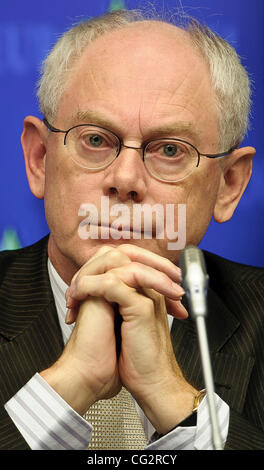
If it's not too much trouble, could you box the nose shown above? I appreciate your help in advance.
[102,145,149,202]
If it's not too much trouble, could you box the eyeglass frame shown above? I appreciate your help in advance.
[43,117,237,182]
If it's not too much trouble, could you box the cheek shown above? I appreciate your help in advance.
[43,150,104,232]
[155,161,221,248]
[184,163,221,243]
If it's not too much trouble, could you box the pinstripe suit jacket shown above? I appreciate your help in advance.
[0,235,264,450]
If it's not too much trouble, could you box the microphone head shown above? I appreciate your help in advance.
[180,245,207,280]
[179,245,209,318]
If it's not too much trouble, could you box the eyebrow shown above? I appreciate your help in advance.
[75,109,200,143]
[75,110,115,130]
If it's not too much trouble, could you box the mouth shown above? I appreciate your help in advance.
[77,200,162,240]
[78,218,157,239]
[99,221,155,238]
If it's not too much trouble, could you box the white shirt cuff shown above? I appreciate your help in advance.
[4,373,92,450]
[146,392,229,450]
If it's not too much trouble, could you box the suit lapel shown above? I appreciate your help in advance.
[171,285,255,413]
[0,235,64,404]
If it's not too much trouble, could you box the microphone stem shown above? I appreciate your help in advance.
[195,315,223,450]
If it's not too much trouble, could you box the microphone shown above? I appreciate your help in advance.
[180,245,209,318]
[180,245,223,450]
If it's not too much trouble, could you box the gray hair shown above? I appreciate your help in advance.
[37,9,251,150]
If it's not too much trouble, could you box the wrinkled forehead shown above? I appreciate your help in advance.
[67,21,211,95]
[57,21,218,144]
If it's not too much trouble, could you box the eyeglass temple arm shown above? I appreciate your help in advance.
[43,118,65,133]
[201,145,238,159]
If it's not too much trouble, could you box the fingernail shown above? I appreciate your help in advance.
[65,309,71,324]
[179,303,188,318]
[66,296,74,309]
[173,284,185,296]
[65,288,75,308]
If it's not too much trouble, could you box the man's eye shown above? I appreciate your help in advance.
[162,144,178,157]
[88,134,104,147]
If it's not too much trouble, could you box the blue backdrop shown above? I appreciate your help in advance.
[1,0,263,266]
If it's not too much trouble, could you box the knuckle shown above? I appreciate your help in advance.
[69,274,89,298]
[96,245,113,256]
[107,249,122,262]
[71,266,84,285]
[107,248,131,265]
[117,243,133,252]
[76,274,88,292]
[103,271,118,287]
[129,261,142,270]
[160,271,170,284]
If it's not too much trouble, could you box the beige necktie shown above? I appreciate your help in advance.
[84,387,147,450]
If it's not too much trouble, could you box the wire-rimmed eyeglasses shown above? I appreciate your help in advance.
[43,118,237,183]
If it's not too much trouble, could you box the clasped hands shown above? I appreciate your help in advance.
[42,245,198,434]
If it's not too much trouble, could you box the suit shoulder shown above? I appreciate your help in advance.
[203,250,264,287]
[0,235,49,280]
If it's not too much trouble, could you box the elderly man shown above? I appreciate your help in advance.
[0,10,263,451]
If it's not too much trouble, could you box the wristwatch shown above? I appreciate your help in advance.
[174,389,206,428]
[192,389,206,412]
[157,389,207,437]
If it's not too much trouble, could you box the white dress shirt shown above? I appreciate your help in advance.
[4,259,230,450]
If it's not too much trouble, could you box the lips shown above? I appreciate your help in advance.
[95,223,152,240]
[99,218,156,237]
[101,221,142,233]
[77,199,162,239]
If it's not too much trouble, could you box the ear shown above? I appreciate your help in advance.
[213,146,256,223]
[21,116,48,199]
